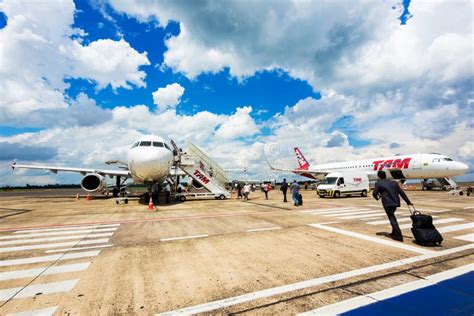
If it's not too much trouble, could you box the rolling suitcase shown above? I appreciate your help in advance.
[409,205,443,246]
[298,194,303,206]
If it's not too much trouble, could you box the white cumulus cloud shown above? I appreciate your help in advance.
[152,83,185,111]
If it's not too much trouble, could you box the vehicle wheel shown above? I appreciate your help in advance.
[112,188,119,197]
[115,200,119,205]
[334,191,341,198]
[318,194,324,198]
[219,194,226,200]
[361,190,367,197]
[125,199,128,204]
[422,186,427,191]
[179,195,186,202]
[459,191,463,196]
[442,187,447,191]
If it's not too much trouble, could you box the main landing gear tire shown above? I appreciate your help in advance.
[361,190,367,197]
[333,191,341,198]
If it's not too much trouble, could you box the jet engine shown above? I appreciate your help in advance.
[81,173,107,192]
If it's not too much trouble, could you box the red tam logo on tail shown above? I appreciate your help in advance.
[294,147,310,170]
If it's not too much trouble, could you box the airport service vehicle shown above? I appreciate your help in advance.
[317,172,369,198]
[269,148,469,186]
[422,179,454,191]
[11,136,230,201]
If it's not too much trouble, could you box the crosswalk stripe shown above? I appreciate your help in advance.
[13,224,120,234]
[338,213,386,220]
[0,250,100,267]
[0,262,90,281]
[45,244,114,253]
[0,279,79,301]
[300,207,355,213]
[366,216,439,225]
[398,218,465,230]
[0,233,114,246]
[7,306,58,316]
[310,209,372,215]
[322,210,381,217]
[438,223,474,233]
[454,233,474,242]
[0,228,118,240]
[0,238,110,253]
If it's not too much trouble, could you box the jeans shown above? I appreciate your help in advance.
[292,191,299,205]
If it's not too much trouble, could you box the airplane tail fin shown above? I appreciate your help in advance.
[294,147,310,170]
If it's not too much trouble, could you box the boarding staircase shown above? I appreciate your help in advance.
[437,177,458,189]
[177,142,230,199]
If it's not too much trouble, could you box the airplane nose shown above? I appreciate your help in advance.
[458,162,469,173]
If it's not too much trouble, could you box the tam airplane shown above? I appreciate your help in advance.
[12,135,176,198]
[269,148,469,184]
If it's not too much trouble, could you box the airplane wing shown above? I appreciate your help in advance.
[266,161,328,177]
[11,162,130,177]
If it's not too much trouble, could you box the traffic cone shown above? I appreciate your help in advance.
[76,193,80,200]
[86,194,91,201]
[148,196,154,210]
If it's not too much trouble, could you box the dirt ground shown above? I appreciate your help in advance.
[0,189,472,315]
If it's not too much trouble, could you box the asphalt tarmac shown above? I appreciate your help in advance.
[0,189,472,315]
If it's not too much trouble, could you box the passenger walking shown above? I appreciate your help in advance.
[280,178,288,202]
[372,171,412,242]
[243,183,251,200]
[291,180,300,206]
[236,182,243,199]
[262,182,269,200]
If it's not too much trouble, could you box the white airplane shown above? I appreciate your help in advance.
[11,135,176,199]
[269,147,469,183]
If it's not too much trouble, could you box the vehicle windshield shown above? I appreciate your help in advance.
[324,177,338,185]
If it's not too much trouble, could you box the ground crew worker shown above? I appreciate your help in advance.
[280,178,288,202]
[262,182,269,200]
[164,182,171,204]
[243,183,251,200]
[372,170,412,242]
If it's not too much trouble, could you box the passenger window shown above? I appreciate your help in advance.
[153,141,163,147]
[140,141,151,146]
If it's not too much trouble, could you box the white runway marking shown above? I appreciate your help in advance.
[300,207,354,213]
[0,238,110,253]
[438,223,473,233]
[454,233,474,242]
[13,224,120,234]
[0,262,90,281]
[156,244,473,315]
[160,234,208,242]
[299,264,474,315]
[307,208,371,215]
[0,232,114,246]
[0,250,100,267]
[398,218,465,230]
[366,216,439,225]
[0,279,79,301]
[323,211,381,217]
[45,244,114,253]
[463,206,474,209]
[247,227,281,232]
[308,224,434,254]
[7,306,58,316]
[0,227,118,240]
[317,209,374,215]
[337,213,386,220]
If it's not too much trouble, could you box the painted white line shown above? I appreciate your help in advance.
[0,262,90,281]
[0,227,118,240]
[300,207,354,213]
[438,223,473,233]
[0,279,79,301]
[13,224,120,234]
[247,227,282,232]
[0,250,100,267]
[323,210,381,217]
[313,209,373,215]
[454,233,474,242]
[160,235,208,242]
[0,233,114,246]
[0,238,110,253]
[430,209,452,213]
[398,218,465,230]
[7,306,58,316]
[308,224,434,254]
[337,213,386,220]
[463,206,474,209]
[299,263,474,315]
[366,216,439,226]
[45,244,114,253]
[156,244,474,315]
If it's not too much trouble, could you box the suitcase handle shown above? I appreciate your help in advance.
[408,204,418,215]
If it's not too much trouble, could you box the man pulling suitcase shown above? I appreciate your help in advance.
[372,171,412,242]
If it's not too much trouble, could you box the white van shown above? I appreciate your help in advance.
[317,172,369,198]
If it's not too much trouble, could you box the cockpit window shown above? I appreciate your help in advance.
[131,142,139,149]
[140,141,151,146]
[164,143,171,151]
[153,141,164,147]
[444,158,453,161]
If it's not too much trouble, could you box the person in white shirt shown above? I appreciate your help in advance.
[243,183,251,200]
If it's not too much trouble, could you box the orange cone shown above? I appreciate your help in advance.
[148,196,154,210]
[86,194,91,201]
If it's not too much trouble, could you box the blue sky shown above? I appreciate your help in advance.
[0,0,472,185]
